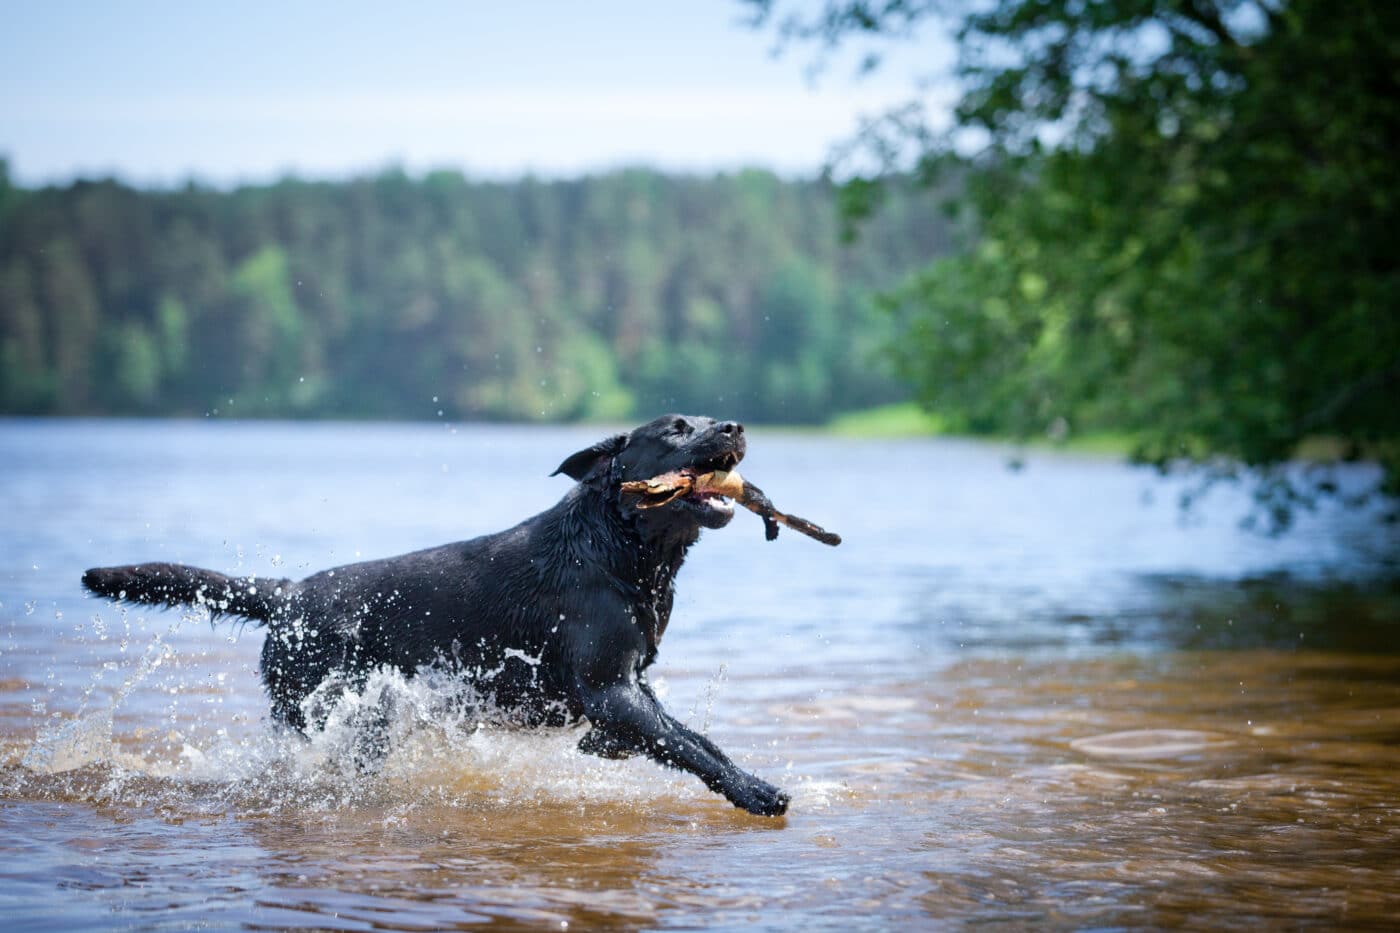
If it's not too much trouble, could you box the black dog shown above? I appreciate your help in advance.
[82,414,790,816]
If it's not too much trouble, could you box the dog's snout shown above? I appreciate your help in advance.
[719,421,744,436]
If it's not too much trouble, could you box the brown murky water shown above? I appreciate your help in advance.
[3,421,1398,929]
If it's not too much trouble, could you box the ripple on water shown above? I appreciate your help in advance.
[1070,728,1234,760]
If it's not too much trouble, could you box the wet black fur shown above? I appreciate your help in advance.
[82,414,789,816]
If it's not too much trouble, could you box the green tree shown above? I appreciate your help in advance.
[104,322,161,409]
[750,0,1400,523]
[0,261,52,409]
[752,258,839,422]
[38,237,101,412]
[217,245,310,414]
[0,159,16,224]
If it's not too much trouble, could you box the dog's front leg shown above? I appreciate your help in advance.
[580,682,789,816]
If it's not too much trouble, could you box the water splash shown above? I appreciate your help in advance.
[191,665,715,812]
[20,627,177,775]
[10,657,786,818]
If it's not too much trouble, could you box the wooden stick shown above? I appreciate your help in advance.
[621,469,841,546]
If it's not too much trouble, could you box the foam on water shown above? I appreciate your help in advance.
[193,666,714,810]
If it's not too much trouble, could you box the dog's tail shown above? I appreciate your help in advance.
[82,562,291,622]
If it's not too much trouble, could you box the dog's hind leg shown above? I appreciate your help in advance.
[283,668,396,773]
[350,691,396,774]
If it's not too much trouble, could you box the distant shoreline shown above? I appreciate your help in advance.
[0,403,1137,459]
[3,409,1380,470]
[823,402,1135,454]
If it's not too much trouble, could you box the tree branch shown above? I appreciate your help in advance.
[1176,0,1241,48]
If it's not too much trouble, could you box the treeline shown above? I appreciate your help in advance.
[0,162,950,423]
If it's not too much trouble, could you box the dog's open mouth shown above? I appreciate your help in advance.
[709,451,742,472]
[680,479,737,518]
[682,452,742,514]
[627,457,740,518]
[620,464,842,546]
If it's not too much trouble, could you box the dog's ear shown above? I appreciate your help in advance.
[552,433,628,483]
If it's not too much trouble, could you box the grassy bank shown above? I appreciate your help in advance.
[825,402,1137,456]
[826,402,948,438]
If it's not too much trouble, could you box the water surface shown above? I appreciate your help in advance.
[2,419,1398,929]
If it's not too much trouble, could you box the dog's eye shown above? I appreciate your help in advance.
[671,418,691,435]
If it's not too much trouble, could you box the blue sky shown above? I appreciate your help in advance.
[1,1,954,186]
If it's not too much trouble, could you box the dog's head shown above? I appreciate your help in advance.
[553,414,746,531]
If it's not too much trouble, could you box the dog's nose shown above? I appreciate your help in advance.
[719,421,744,436]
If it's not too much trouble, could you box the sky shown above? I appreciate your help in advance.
[1,1,955,188]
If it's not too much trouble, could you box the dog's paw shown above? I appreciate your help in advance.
[724,774,790,817]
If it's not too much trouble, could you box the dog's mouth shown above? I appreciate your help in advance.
[678,481,736,518]
[619,446,843,546]
[622,449,743,526]
[696,450,742,474]
[676,451,742,521]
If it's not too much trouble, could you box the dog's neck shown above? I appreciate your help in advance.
[551,482,697,656]
[556,482,696,579]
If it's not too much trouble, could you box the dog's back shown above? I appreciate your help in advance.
[85,493,601,728]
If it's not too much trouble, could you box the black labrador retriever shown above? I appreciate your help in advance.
[82,414,790,816]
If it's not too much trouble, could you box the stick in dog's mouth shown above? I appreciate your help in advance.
[621,468,842,546]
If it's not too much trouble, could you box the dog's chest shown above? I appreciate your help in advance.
[631,571,678,665]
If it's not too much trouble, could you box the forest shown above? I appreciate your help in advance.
[0,162,947,424]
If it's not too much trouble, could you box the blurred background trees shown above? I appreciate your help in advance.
[748,0,1400,521]
[0,164,945,424]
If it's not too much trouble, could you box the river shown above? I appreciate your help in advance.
[2,418,1397,929]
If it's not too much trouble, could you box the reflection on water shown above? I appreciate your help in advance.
[1,420,1398,929]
